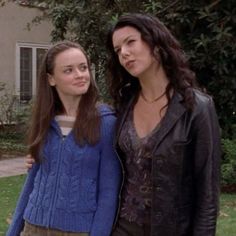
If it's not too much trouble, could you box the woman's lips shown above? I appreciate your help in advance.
[125,60,135,69]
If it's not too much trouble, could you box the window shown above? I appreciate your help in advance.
[16,43,50,103]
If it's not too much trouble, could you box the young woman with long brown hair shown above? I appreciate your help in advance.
[7,41,121,236]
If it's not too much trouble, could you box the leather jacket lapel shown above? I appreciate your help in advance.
[151,92,186,152]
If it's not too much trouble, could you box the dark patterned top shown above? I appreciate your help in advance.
[118,107,160,225]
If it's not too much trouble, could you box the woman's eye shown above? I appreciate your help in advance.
[79,65,88,72]
[64,68,72,73]
[115,48,121,55]
[128,39,135,44]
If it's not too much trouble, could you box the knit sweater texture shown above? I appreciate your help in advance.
[6,104,121,236]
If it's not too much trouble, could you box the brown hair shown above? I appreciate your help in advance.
[28,41,100,162]
[106,13,199,113]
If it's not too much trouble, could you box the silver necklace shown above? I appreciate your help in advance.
[140,91,165,104]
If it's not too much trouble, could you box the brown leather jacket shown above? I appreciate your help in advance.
[115,90,221,236]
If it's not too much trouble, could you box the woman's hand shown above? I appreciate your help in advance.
[25,154,35,170]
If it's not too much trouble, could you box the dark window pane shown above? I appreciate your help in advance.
[20,47,32,102]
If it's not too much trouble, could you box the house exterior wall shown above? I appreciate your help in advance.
[0,1,52,93]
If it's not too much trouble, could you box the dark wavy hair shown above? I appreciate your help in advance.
[28,41,100,162]
[106,13,199,113]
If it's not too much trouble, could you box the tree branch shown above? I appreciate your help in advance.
[157,0,180,15]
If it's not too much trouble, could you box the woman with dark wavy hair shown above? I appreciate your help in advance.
[106,13,221,236]
[7,41,121,236]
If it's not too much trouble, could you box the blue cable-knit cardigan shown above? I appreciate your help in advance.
[7,105,121,236]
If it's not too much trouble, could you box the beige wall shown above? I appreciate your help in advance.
[0,1,52,92]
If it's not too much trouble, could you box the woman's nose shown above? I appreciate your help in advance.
[74,68,82,78]
[120,46,130,58]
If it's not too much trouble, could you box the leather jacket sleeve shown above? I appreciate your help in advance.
[192,97,221,235]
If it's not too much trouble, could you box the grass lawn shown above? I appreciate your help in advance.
[0,175,235,235]
[0,175,26,235]
[217,193,236,236]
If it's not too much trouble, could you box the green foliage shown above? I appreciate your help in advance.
[0,0,7,7]
[155,0,236,138]
[0,84,18,126]
[142,0,236,137]
[0,83,31,155]
[0,83,32,128]
[221,139,236,185]
[0,127,27,155]
[0,138,26,155]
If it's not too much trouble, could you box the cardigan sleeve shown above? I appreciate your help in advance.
[6,163,39,236]
[90,114,121,236]
[192,97,221,236]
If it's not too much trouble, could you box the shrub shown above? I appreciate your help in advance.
[0,125,27,156]
[221,139,236,186]
[0,83,31,156]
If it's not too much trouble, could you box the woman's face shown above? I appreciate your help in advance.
[48,48,91,101]
[112,26,157,78]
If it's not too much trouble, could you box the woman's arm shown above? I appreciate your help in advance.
[192,97,221,235]
[90,114,121,236]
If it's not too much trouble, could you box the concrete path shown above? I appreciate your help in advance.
[0,157,27,178]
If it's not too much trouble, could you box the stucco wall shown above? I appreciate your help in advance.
[0,1,52,91]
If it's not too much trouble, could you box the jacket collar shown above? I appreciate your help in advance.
[115,91,187,149]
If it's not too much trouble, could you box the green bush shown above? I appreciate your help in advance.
[0,129,24,140]
[221,139,236,185]
[0,123,28,155]
[0,83,31,156]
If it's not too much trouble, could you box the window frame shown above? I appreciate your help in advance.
[15,42,50,102]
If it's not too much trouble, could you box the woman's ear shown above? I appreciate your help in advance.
[47,73,56,86]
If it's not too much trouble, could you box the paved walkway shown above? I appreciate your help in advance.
[0,156,27,178]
